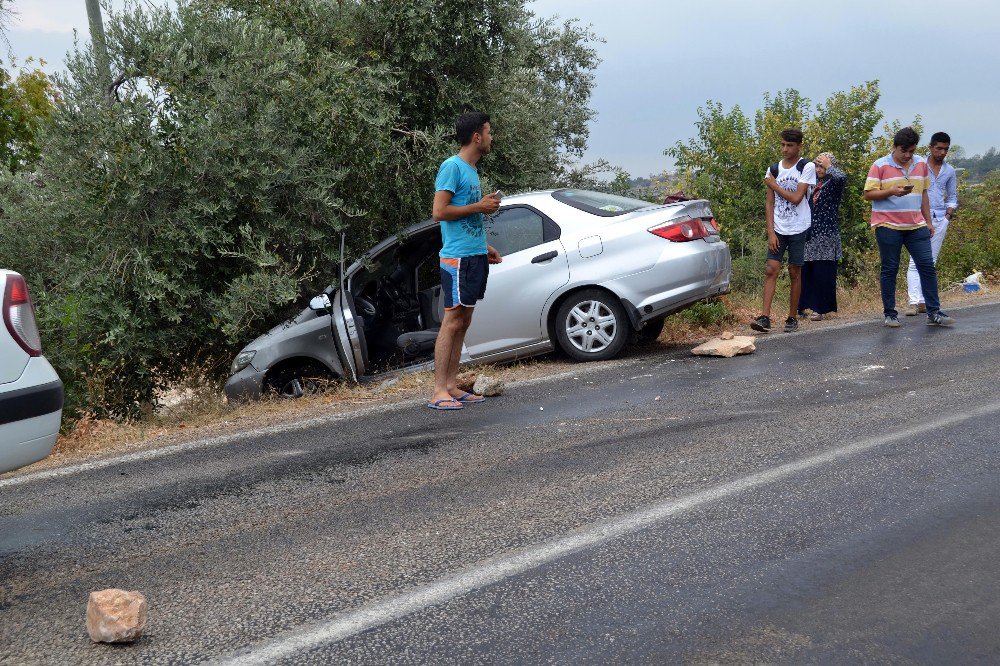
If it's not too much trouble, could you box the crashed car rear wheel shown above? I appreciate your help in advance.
[554,289,630,362]
[265,363,331,399]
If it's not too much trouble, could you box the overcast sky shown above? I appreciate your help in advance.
[6,0,998,176]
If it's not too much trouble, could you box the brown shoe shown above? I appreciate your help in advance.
[905,304,926,316]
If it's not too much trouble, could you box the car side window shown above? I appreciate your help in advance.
[484,207,547,257]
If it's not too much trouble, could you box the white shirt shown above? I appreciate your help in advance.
[767,160,817,235]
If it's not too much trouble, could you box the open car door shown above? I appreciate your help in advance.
[330,234,369,382]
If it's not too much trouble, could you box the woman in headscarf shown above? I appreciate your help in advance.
[798,152,846,320]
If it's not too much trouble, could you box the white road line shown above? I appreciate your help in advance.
[213,400,1000,665]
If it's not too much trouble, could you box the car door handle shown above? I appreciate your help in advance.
[531,250,558,264]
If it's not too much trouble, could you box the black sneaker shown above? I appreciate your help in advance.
[884,315,901,328]
[750,315,772,332]
[928,311,955,326]
[783,317,799,333]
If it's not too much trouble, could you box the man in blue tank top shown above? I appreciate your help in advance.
[428,112,502,410]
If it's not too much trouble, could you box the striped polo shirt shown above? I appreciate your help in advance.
[864,153,930,229]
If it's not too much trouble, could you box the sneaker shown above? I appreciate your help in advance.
[928,311,955,326]
[884,315,901,328]
[750,315,772,332]
[808,312,825,321]
[783,317,799,333]
[905,303,926,316]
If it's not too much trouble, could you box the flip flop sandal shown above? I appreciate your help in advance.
[456,392,486,403]
[427,399,464,411]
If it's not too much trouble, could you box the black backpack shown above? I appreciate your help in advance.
[769,158,808,178]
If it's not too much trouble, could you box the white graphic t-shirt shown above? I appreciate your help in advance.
[767,160,817,235]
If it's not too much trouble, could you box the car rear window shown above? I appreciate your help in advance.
[551,189,656,217]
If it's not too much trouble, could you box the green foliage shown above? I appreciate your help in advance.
[0,60,56,173]
[936,172,1000,284]
[666,81,921,281]
[950,147,1000,183]
[0,0,603,419]
[679,300,733,328]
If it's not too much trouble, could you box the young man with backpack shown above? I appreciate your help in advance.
[752,128,817,333]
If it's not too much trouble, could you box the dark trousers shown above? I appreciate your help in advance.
[797,260,838,314]
[875,226,940,317]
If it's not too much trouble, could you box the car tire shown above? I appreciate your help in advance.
[554,289,631,362]
[636,316,666,344]
[264,363,331,399]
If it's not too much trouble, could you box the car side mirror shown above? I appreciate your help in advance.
[309,294,332,314]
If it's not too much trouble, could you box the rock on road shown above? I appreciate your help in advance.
[1,303,999,664]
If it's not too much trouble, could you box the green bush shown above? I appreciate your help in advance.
[936,172,1000,285]
[679,300,734,328]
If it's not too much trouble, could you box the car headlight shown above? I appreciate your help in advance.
[231,350,257,374]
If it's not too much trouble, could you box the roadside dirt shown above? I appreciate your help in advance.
[6,288,992,478]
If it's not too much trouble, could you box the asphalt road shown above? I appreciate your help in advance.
[1,303,998,665]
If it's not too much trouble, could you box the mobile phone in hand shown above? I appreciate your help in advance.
[902,184,914,192]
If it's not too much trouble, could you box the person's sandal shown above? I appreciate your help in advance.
[427,398,463,410]
[808,312,824,321]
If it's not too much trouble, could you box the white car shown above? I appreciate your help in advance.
[0,270,63,474]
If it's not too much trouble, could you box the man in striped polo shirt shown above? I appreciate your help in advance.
[863,127,955,328]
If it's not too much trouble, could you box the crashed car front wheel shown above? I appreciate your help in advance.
[264,363,332,399]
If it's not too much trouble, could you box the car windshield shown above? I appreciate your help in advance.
[552,189,656,217]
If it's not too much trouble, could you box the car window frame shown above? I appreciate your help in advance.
[485,204,561,257]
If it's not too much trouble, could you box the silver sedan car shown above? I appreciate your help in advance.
[225,189,731,400]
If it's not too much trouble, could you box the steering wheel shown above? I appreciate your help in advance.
[379,276,405,302]
[354,295,377,320]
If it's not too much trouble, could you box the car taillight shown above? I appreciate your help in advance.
[649,218,709,242]
[705,217,719,232]
[3,274,42,356]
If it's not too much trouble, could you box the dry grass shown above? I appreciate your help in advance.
[37,283,994,471]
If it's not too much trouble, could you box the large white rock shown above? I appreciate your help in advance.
[473,375,506,397]
[691,336,756,358]
[86,589,148,643]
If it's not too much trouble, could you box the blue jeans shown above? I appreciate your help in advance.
[875,226,939,317]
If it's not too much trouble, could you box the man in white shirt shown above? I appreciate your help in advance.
[751,128,817,333]
[905,131,959,315]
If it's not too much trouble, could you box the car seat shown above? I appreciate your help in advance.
[396,285,444,358]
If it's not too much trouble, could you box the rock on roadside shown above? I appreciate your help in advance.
[473,375,505,397]
[691,335,756,358]
[456,371,478,393]
[86,589,148,643]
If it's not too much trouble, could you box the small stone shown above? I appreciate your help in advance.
[473,375,505,397]
[455,371,478,393]
[377,377,400,392]
[654,396,662,401]
[691,336,756,358]
[720,331,735,340]
[86,589,148,643]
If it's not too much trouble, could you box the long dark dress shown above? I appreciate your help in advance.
[798,166,846,315]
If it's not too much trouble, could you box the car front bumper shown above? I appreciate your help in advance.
[224,365,267,403]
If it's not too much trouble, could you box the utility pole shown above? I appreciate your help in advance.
[84,0,112,104]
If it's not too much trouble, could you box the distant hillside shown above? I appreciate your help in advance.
[951,147,998,182]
